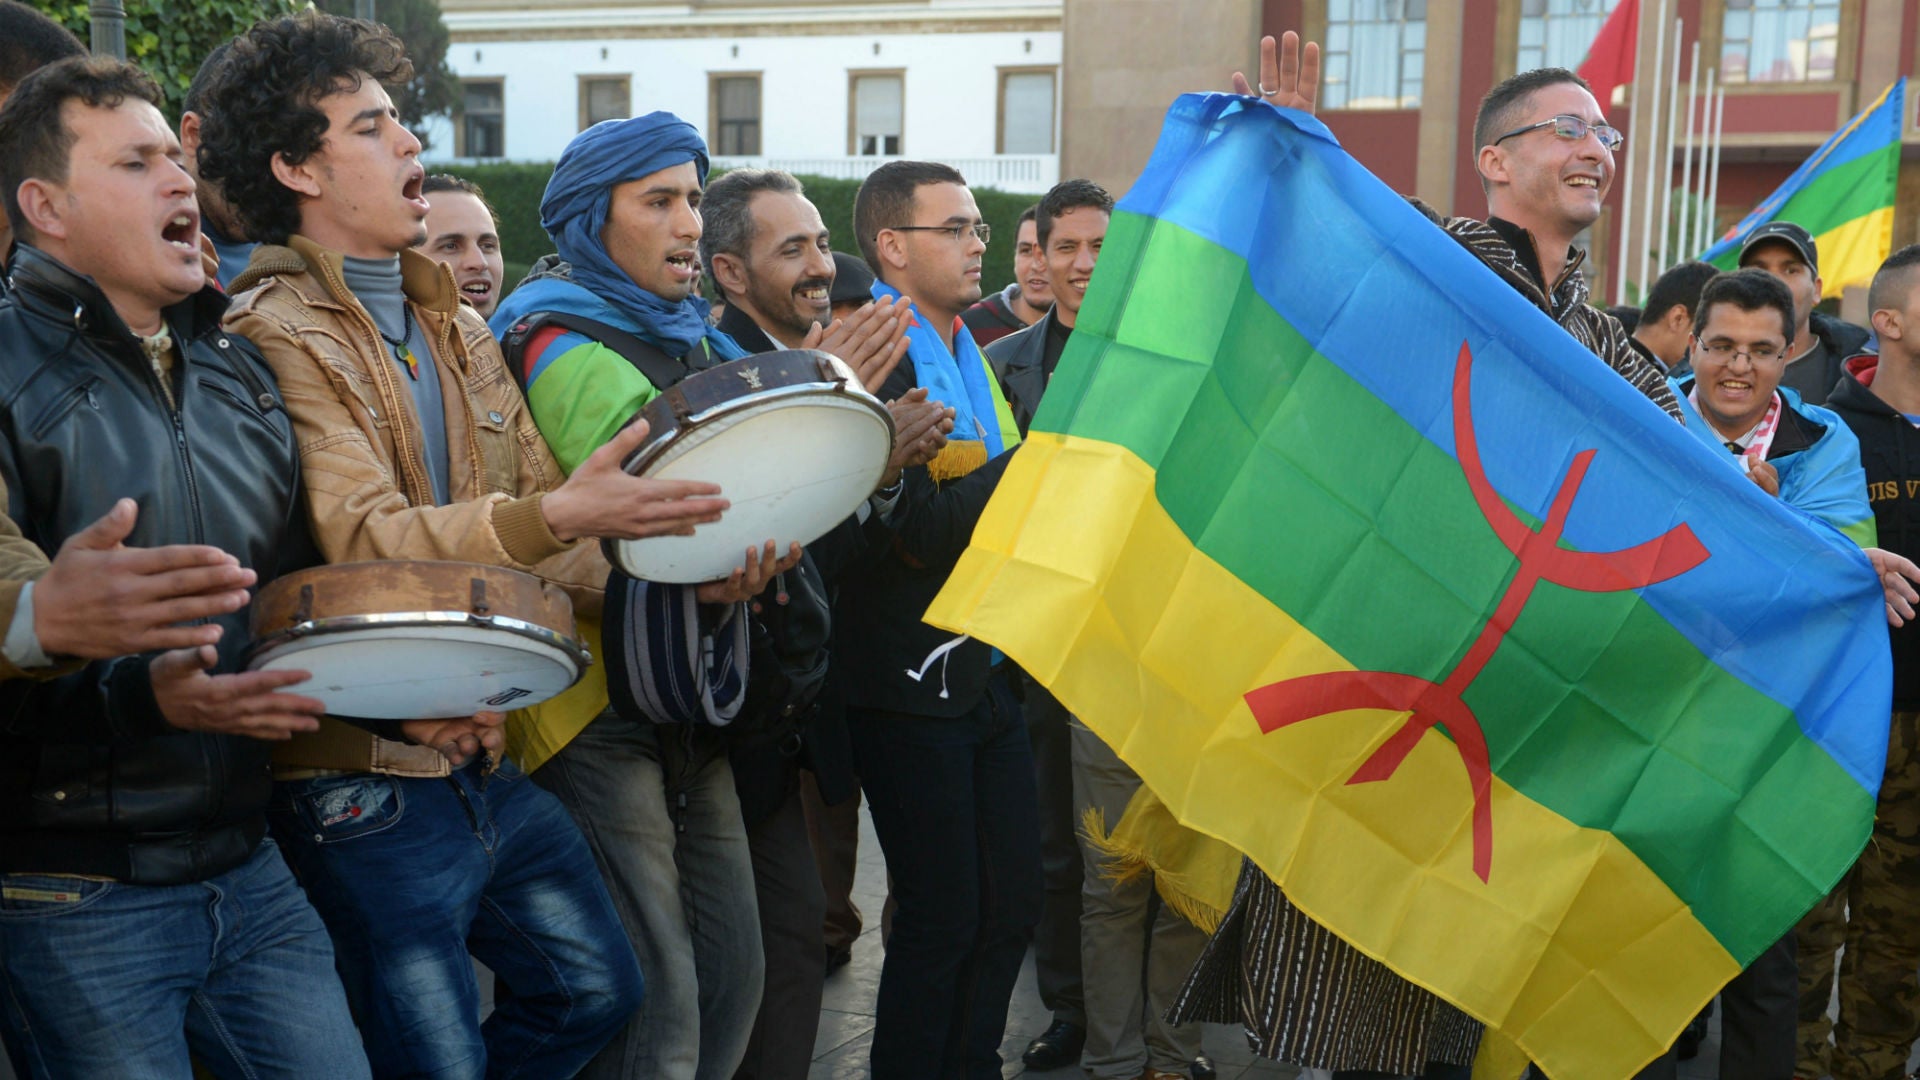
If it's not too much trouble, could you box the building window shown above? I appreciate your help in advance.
[1721,0,1840,82]
[457,78,504,159]
[710,74,762,156]
[579,76,630,131]
[1323,0,1426,109]
[850,73,904,156]
[1517,0,1622,74]
[997,68,1056,154]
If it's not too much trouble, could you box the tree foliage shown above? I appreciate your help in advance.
[25,0,300,120]
[315,0,459,150]
[25,0,458,147]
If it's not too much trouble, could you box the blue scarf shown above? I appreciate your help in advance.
[541,112,743,360]
[872,281,1005,456]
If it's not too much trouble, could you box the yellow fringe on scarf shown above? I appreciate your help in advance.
[926,439,990,484]
[1080,785,1242,935]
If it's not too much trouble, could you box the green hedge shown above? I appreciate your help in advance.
[434,161,1038,300]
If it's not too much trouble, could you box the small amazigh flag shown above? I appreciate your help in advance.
[1701,78,1904,298]
[925,93,1890,1079]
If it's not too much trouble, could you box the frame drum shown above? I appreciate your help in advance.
[606,349,894,584]
[245,561,591,719]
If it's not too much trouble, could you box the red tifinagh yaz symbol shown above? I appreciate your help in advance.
[1244,342,1709,882]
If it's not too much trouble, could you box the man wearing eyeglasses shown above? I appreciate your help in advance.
[837,160,1038,1080]
[1678,268,1869,521]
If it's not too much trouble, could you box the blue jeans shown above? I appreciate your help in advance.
[0,837,369,1080]
[270,758,643,1080]
[532,712,764,1080]
[848,681,1044,1080]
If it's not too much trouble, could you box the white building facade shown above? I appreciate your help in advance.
[425,0,1064,194]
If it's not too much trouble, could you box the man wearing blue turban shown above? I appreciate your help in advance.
[491,111,794,1080]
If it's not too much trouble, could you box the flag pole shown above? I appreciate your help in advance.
[1637,0,1668,302]
[1676,40,1700,263]
[1691,64,1716,254]
[1614,53,1638,303]
[1703,81,1726,253]
[1656,17,1683,274]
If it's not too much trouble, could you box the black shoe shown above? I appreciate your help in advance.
[1020,1020,1085,1071]
[823,945,852,972]
[1190,1054,1217,1080]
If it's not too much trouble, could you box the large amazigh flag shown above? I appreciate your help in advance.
[1701,78,1905,298]
[926,93,1891,1079]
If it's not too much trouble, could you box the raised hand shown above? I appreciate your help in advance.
[151,645,325,741]
[696,540,804,605]
[34,498,258,659]
[544,418,730,542]
[803,295,912,394]
[1231,31,1321,115]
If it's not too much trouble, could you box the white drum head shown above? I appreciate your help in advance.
[249,623,583,719]
[612,393,892,583]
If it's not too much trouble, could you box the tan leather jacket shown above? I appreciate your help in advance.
[226,237,607,775]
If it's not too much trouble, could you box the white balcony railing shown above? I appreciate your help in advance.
[710,154,1059,194]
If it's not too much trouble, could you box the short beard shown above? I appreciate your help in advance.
[744,270,825,342]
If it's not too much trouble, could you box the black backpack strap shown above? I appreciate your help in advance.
[498,310,690,393]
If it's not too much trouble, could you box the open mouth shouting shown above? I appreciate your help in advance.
[162,207,201,256]
[402,168,430,216]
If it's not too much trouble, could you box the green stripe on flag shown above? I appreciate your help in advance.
[1708,143,1899,269]
[1040,209,1873,960]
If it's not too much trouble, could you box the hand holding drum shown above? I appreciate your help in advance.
[540,418,730,543]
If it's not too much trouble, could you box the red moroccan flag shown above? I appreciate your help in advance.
[1577,0,1639,111]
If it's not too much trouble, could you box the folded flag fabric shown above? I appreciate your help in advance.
[926,91,1890,1080]
[1700,79,1904,299]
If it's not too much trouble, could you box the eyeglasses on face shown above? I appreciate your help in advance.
[1696,340,1784,364]
[1492,114,1624,152]
[886,222,991,244]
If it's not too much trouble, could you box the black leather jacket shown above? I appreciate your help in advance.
[0,245,315,885]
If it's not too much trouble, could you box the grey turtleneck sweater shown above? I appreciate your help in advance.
[342,255,450,506]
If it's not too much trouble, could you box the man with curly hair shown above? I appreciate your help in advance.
[194,11,740,1075]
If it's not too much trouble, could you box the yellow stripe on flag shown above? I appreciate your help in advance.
[1816,206,1896,298]
[928,431,1742,1077]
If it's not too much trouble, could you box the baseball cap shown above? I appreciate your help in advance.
[1738,221,1819,274]
[828,251,876,306]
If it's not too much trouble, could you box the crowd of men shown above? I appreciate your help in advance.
[0,6,1917,1080]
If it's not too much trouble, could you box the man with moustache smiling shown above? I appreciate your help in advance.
[196,12,746,1076]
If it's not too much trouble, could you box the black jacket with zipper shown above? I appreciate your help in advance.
[1826,352,1920,708]
[0,244,316,885]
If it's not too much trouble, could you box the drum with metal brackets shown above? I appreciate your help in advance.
[606,349,895,584]
[245,561,591,718]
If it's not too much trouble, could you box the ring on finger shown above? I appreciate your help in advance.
[1259,83,1281,96]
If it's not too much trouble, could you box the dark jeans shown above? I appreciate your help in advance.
[848,681,1044,1080]
[271,758,644,1080]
